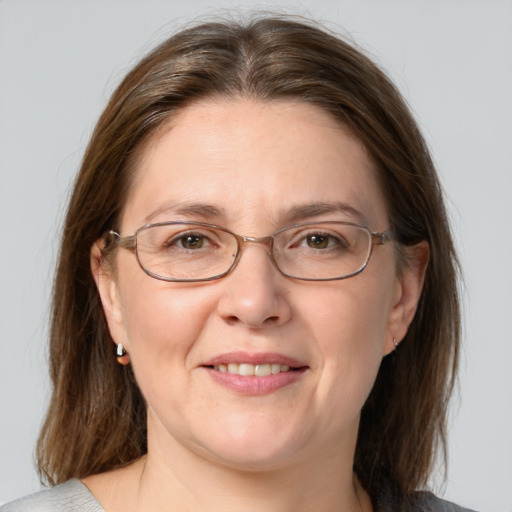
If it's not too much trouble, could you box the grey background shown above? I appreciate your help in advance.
[1,1,511,510]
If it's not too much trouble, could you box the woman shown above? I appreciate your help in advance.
[2,16,473,512]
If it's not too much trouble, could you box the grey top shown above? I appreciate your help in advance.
[1,479,477,512]
[1,480,103,512]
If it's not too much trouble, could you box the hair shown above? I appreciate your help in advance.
[37,15,460,501]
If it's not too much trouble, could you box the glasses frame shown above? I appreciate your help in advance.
[109,220,393,282]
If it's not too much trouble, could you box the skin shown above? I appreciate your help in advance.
[89,98,427,512]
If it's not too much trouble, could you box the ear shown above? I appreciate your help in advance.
[90,240,128,353]
[384,241,429,355]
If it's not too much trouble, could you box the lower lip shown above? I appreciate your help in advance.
[204,367,307,396]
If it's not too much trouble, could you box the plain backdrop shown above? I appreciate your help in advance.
[1,0,511,510]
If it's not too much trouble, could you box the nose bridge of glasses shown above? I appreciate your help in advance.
[241,235,274,246]
[237,234,275,257]
[232,234,276,269]
[231,233,279,271]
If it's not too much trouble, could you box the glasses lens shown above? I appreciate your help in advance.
[273,223,372,280]
[135,223,238,281]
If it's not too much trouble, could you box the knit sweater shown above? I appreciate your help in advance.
[1,478,477,512]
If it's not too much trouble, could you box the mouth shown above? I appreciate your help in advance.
[201,352,308,395]
[202,352,307,376]
[206,362,300,376]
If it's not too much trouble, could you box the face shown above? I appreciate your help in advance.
[94,99,423,472]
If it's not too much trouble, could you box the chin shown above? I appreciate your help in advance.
[202,444,301,473]
[191,422,309,472]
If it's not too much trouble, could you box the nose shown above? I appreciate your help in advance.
[216,243,292,329]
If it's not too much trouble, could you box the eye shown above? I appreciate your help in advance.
[299,232,346,250]
[305,233,331,249]
[176,234,205,250]
[166,231,215,250]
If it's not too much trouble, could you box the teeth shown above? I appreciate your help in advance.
[227,363,238,374]
[254,364,271,377]
[239,363,254,376]
[271,363,282,374]
[213,363,292,376]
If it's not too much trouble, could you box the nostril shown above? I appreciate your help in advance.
[224,315,239,326]
[223,314,280,328]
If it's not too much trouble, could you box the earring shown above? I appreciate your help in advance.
[116,343,130,365]
[393,337,399,349]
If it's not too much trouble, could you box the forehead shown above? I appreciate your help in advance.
[122,98,388,232]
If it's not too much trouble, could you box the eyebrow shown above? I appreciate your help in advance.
[143,200,368,226]
[285,201,369,226]
[144,202,226,223]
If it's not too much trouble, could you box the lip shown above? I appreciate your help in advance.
[201,352,309,396]
[202,351,306,368]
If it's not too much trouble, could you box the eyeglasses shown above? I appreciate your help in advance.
[109,221,393,282]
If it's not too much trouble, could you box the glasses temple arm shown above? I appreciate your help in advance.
[109,230,136,250]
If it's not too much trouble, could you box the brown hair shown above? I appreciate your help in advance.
[37,16,460,500]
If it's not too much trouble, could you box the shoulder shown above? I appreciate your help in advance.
[407,492,478,512]
[0,479,104,512]
[374,487,478,512]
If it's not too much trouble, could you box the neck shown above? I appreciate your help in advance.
[135,457,367,512]
[83,414,372,512]
[128,421,371,512]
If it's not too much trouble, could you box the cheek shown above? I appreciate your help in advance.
[303,277,393,409]
[116,269,218,386]
[305,276,393,355]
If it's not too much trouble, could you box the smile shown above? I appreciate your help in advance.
[212,363,292,376]
[202,353,307,395]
